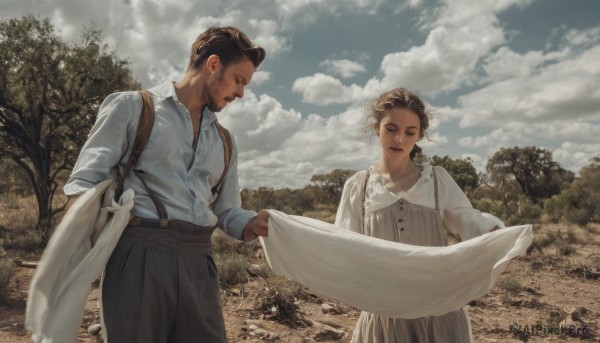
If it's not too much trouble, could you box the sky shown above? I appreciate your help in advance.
[2,0,600,189]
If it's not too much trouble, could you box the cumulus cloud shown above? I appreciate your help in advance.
[248,19,289,56]
[275,0,385,25]
[219,93,380,188]
[250,71,271,85]
[319,59,367,78]
[355,0,527,98]
[458,128,518,152]
[3,0,598,187]
[563,26,600,48]
[456,121,600,174]
[292,73,362,105]
[457,45,600,127]
[553,142,600,172]
[219,90,302,154]
[482,46,569,82]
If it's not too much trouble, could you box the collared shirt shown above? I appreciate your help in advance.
[335,164,501,240]
[64,82,255,239]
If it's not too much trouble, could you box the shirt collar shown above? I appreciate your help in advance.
[150,82,218,123]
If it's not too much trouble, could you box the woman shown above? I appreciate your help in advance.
[335,87,500,342]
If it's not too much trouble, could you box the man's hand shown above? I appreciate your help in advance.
[242,210,269,241]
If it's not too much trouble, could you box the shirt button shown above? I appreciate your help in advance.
[399,207,404,211]
[398,218,404,223]
[400,227,405,231]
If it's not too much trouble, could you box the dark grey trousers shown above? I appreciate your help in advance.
[101,219,227,343]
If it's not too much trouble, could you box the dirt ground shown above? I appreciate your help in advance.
[1,223,599,342]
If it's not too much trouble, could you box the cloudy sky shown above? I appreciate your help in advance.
[2,0,599,189]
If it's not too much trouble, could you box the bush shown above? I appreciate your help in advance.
[543,196,564,223]
[472,195,541,226]
[564,208,592,227]
[498,276,523,294]
[0,258,16,303]
[256,275,310,328]
[557,241,576,256]
[213,252,249,287]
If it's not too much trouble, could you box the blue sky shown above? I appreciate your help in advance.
[2,0,599,188]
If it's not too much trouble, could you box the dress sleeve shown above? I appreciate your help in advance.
[437,167,501,239]
[64,92,138,196]
[335,173,363,233]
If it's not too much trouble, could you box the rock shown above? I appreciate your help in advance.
[248,324,259,331]
[251,327,280,340]
[88,323,102,336]
[321,303,347,314]
[245,319,264,327]
[321,304,334,314]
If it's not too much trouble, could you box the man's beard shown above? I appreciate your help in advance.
[206,69,225,112]
[206,93,223,112]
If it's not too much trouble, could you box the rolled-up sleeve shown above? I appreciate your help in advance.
[438,167,500,239]
[335,174,363,233]
[64,92,136,196]
[213,137,256,240]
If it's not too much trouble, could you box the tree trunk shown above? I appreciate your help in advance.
[33,176,53,244]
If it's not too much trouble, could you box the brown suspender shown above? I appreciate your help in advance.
[213,121,233,196]
[114,90,155,202]
[114,90,233,227]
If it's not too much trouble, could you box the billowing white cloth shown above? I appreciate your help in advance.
[26,179,133,343]
[261,210,532,319]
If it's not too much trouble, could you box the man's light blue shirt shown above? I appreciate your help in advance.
[64,82,255,239]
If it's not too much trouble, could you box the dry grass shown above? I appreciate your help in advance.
[1,192,599,342]
[256,274,311,328]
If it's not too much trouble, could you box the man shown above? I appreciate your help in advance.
[64,26,269,342]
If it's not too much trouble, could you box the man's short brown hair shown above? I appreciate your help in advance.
[188,26,266,70]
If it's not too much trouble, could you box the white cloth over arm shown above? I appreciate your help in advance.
[261,210,532,319]
[26,179,133,343]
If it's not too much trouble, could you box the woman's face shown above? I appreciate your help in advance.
[376,107,422,161]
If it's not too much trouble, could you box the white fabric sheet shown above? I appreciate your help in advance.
[26,179,133,343]
[261,210,532,319]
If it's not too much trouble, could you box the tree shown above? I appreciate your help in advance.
[429,155,479,193]
[0,16,140,241]
[486,146,574,204]
[544,155,600,225]
[310,169,356,206]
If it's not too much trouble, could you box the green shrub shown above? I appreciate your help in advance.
[498,276,523,294]
[213,252,248,286]
[557,241,576,256]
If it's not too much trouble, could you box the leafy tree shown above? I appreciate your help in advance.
[0,16,140,241]
[310,169,356,206]
[429,155,479,193]
[486,146,573,204]
[544,155,600,225]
